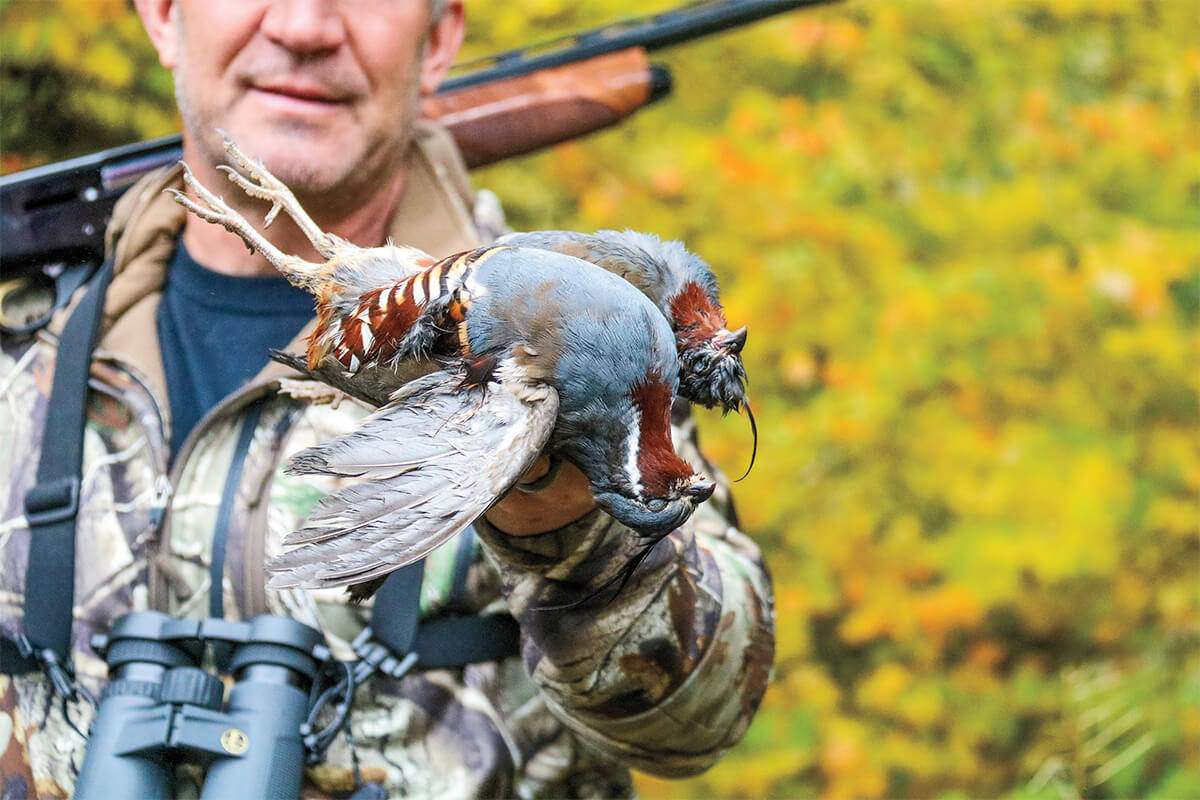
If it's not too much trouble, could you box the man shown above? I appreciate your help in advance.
[0,0,775,796]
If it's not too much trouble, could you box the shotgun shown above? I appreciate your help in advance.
[0,0,840,335]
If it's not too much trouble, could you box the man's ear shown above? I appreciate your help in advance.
[419,0,465,96]
[133,0,180,70]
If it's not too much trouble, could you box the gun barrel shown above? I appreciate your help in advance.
[441,0,842,92]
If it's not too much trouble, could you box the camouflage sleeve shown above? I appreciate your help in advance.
[472,419,775,778]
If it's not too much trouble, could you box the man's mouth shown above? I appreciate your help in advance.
[249,82,353,113]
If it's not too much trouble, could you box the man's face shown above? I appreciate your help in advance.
[141,0,460,201]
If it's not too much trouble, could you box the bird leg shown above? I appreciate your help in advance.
[214,132,345,261]
[277,377,352,409]
[169,162,326,291]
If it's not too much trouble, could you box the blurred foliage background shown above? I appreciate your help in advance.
[3,0,1199,797]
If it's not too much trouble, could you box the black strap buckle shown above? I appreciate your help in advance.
[299,641,417,770]
[24,477,81,527]
[33,640,77,699]
[350,627,419,685]
[13,633,96,738]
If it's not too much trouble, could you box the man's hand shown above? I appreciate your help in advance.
[485,456,597,535]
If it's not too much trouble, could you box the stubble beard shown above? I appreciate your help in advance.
[172,15,425,214]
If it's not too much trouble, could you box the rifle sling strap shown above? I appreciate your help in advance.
[21,257,116,664]
[367,529,520,670]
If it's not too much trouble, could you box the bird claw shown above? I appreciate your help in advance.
[216,165,285,228]
[169,173,248,250]
[170,161,285,264]
[216,133,340,258]
[169,134,344,290]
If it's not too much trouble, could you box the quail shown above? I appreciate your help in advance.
[171,137,718,592]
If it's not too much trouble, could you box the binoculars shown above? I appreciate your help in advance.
[74,611,331,800]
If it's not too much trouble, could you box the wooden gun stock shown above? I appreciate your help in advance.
[423,49,671,169]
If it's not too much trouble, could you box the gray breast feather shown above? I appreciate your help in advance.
[469,248,679,409]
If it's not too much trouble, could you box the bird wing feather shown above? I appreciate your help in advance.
[267,364,558,590]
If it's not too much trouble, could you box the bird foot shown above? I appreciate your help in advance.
[168,163,278,258]
[169,159,325,290]
[215,131,344,261]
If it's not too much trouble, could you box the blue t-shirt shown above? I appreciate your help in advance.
[157,242,314,461]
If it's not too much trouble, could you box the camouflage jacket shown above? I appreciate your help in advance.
[0,122,775,799]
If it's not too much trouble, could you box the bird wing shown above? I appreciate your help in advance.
[267,363,558,590]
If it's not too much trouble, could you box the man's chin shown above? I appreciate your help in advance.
[206,122,367,197]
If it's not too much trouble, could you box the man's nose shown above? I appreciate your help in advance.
[261,0,347,53]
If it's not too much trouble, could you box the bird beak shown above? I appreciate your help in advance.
[685,478,716,502]
[717,326,747,355]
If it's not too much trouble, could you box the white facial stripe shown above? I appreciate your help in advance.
[624,407,642,494]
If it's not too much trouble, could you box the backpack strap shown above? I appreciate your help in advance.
[210,399,266,621]
[2,257,114,677]
[355,528,519,675]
